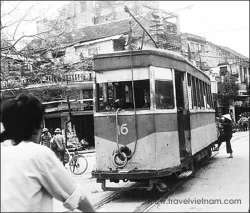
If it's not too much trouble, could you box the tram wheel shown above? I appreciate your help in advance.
[155,181,169,193]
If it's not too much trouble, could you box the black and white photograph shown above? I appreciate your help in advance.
[1,1,249,212]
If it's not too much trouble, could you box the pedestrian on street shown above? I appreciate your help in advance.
[0,93,95,212]
[216,114,233,158]
[51,128,66,165]
[40,127,52,148]
[241,116,249,131]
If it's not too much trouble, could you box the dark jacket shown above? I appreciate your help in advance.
[222,119,232,139]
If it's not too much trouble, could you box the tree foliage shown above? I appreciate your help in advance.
[217,74,239,107]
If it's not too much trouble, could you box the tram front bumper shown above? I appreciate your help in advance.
[92,167,181,182]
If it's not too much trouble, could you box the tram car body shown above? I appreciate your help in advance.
[92,49,217,190]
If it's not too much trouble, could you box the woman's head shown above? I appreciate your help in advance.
[0,93,44,144]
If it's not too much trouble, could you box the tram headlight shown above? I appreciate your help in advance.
[112,151,128,168]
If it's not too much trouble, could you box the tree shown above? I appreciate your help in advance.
[217,74,239,108]
[1,1,69,94]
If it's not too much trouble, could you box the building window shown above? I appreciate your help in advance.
[80,2,86,12]
[220,66,227,76]
[200,44,205,53]
[242,67,247,83]
[88,47,99,57]
[113,38,126,51]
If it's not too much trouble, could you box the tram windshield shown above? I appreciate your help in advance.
[96,80,150,112]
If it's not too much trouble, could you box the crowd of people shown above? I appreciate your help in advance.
[40,127,66,164]
[1,93,95,212]
[40,127,90,165]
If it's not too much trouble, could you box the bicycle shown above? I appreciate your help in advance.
[65,145,88,175]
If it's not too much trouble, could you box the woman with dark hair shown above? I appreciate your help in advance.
[1,93,95,212]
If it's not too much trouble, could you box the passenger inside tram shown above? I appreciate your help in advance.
[97,80,150,111]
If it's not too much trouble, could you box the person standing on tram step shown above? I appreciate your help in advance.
[0,93,95,212]
[216,114,233,158]
[51,128,66,165]
[40,127,52,148]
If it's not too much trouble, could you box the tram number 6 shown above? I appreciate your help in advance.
[120,123,128,135]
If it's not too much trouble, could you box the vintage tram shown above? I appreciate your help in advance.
[91,49,217,191]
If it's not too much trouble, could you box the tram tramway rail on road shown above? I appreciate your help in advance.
[92,49,219,192]
[93,182,139,209]
[94,172,193,212]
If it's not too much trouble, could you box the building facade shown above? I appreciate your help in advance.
[36,1,160,34]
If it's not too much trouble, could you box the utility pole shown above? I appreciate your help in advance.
[65,72,74,147]
[65,70,73,124]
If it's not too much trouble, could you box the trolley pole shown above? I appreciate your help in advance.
[124,6,158,49]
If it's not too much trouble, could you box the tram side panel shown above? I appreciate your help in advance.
[154,113,181,169]
[190,111,217,155]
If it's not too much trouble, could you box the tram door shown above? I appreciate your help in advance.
[175,71,191,160]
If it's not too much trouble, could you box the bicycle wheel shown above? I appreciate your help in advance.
[69,155,88,175]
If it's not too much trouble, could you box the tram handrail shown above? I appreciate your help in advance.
[128,34,138,160]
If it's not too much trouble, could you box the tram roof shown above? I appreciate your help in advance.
[93,49,210,83]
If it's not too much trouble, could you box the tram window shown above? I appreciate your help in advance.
[207,85,213,109]
[96,80,150,111]
[187,74,192,86]
[196,79,202,108]
[204,83,209,108]
[155,80,174,109]
[205,83,211,109]
[187,74,193,109]
[134,80,150,109]
[191,77,197,108]
[208,85,211,108]
[200,80,205,108]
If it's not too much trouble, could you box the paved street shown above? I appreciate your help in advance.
[150,131,249,212]
[54,131,249,212]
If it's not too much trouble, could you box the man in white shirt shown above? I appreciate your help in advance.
[0,93,95,212]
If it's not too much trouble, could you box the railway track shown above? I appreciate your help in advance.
[93,182,139,209]
[93,152,219,212]
[93,175,192,212]
[134,177,189,212]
